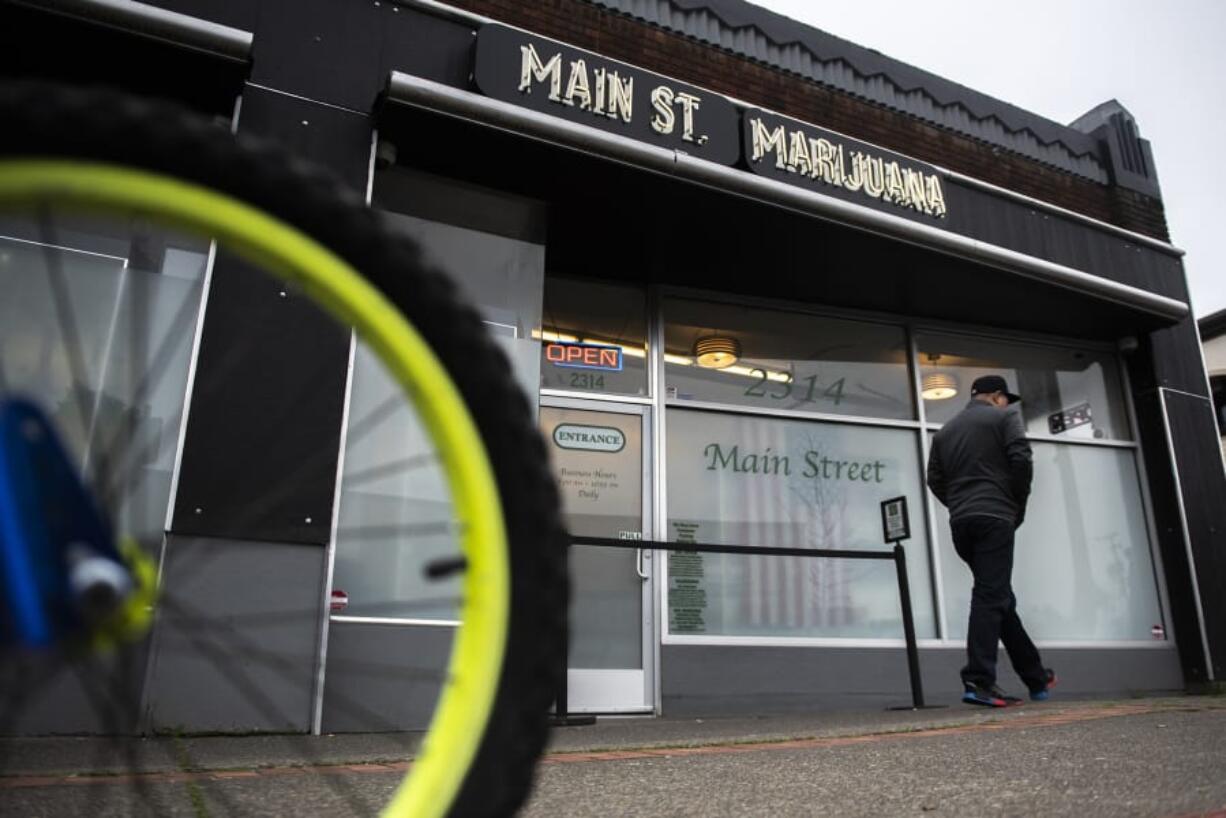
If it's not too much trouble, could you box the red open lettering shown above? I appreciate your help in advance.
[544,341,622,370]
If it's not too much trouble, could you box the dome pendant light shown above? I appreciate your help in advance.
[693,335,741,369]
[921,371,959,401]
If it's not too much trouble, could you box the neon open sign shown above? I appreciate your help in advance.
[544,341,624,371]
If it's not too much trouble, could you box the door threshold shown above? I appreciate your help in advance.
[565,707,656,717]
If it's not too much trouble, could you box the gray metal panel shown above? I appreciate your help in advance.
[320,621,453,733]
[142,535,326,733]
[1,644,149,735]
[1160,390,1226,680]
[589,0,1109,182]
[661,645,1183,714]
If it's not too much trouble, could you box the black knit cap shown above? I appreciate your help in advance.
[971,374,1021,404]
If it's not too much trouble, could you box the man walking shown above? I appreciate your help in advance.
[927,375,1056,707]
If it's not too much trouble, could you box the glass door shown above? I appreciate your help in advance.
[541,402,653,713]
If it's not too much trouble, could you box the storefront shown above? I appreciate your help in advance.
[4,0,1224,731]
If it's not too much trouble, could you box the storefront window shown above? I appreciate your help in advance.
[917,332,1130,440]
[934,438,1163,641]
[539,277,648,396]
[0,221,209,548]
[332,341,461,621]
[332,170,546,620]
[665,409,936,638]
[374,167,546,401]
[664,299,914,420]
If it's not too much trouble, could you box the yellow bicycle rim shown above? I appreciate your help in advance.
[0,159,510,818]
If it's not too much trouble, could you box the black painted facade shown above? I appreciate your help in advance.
[4,0,1223,727]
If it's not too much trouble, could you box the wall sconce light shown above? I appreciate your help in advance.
[693,335,741,369]
[921,371,959,401]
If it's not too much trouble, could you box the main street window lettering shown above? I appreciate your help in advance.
[744,110,948,220]
[474,25,741,165]
[702,442,887,483]
[665,410,939,639]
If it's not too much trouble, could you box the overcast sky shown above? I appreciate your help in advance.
[751,0,1226,319]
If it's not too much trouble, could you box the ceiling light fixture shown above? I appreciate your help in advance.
[693,335,741,369]
[921,371,959,401]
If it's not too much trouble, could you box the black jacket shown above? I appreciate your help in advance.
[927,400,1033,525]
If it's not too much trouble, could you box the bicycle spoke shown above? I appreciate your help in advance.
[96,649,165,815]
[156,597,385,817]
[173,362,355,537]
[0,653,71,737]
[334,520,464,541]
[155,597,464,629]
[339,452,438,488]
[345,392,405,444]
[97,402,186,512]
[159,595,443,726]
[38,207,95,443]
[156,636,448,687]
[90,277,203,495]
[68,658,131,815]
[96,324,252,510]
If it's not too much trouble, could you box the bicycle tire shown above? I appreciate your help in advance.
[0,80,567,817]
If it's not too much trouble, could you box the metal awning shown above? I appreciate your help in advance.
[384,71,1189,324]
[13,0,252,61]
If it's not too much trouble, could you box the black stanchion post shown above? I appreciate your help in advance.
[893,543,925,709]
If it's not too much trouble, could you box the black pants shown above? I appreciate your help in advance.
[952,515,1046,691]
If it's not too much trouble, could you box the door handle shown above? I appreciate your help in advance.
[635,548,649,580]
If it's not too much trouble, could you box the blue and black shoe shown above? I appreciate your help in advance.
[962,682,1023,708]
[1029,669,1058,701]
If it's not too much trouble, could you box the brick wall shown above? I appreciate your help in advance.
[448,0,1171,241]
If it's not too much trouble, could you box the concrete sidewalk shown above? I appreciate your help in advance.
[1,695,1224,816]
[529,697,1226,817]
[1,695,1211,773]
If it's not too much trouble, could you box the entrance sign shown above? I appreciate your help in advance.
[743,109,948,220]
[474,24,741,166]
[881,496,911,544]
[553,423,626,453]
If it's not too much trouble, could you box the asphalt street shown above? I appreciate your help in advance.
[1,697,1223,817]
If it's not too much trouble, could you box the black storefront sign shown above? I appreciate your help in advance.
[468,24,1193,297]
[474,24,740,166]
[743,108,949,221]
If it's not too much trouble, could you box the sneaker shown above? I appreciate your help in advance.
[1029,669,1058,701]
[962,682,1023,708]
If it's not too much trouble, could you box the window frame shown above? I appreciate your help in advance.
[648,284,1174,650]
